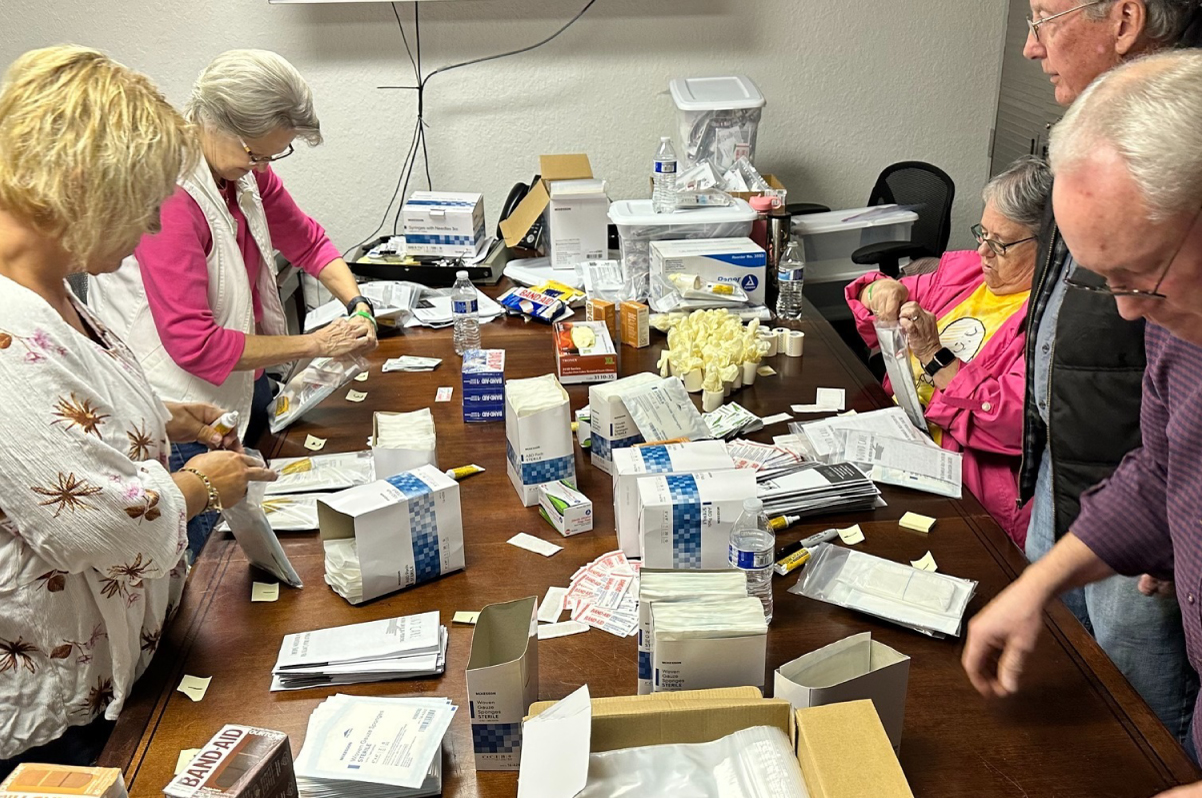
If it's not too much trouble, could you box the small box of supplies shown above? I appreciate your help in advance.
[638,469,758,569]
[372,409,437,479]
[650,237,767,306]
[505,374,575,506]
[463,349,506,423]
[652,597,768,692]
[553,321,617,385]
[588,372,662,475]
[467,596,539,771]
[318,465,465,604]
[537,479,593,537]
[401,191,486,258]
[163,725,296,798]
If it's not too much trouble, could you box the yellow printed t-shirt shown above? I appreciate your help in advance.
[907,283,1028,441]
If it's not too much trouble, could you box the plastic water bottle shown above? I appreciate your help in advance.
[776,237,805,320]
[451,270,480,356]
[728,497,775,623]
[652,137,678,213]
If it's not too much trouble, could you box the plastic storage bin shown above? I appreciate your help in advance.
[792,205,919,320]
[669,75,766,174]
[608,199,757,301]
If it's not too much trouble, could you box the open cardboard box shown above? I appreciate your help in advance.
[525,690,913,797]
[728,173,788,208]
[499,154,595,248]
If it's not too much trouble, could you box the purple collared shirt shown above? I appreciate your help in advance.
[1074,322,1202,749]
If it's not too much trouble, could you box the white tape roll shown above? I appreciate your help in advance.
[743,360,758,386]
[702,389,724,412]
[785,330,805,357]
[757,330,778,357]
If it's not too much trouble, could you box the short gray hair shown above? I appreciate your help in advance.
[1086,0,1197,47]
[1049,50,1202,221]
[185,49,322,145]
[982,156,1053,232]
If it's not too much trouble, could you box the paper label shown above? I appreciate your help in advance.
[346,390,368,403]
[176,675,212,702]
[453,611,480,625]
[838,524,866,545]
[911,551,939,572]
[354,371,370,382]
[251,582,279,602]
[304,435,326,452]
[537,621,590,640]
[508,533,563,557]
[436,387,453,402]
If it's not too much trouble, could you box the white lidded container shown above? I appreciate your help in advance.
[608,199,757,301]
[669,75,766,173]
[792,205,919,320]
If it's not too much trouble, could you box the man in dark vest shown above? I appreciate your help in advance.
[1020,0,1201,742]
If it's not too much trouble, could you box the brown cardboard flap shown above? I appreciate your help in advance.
[539,154,593,182]
[794,701,914,798]
[499,154,594,246]
[528,686,762,718]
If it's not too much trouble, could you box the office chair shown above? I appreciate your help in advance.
[850,161,955,277]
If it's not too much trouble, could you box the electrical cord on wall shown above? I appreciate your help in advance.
[343,0,600,255]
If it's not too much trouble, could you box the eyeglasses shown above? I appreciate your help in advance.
[239,136,294,165]
[1064,204,1202,299]
[972,224,1037,257]
[1026,1,1104,43]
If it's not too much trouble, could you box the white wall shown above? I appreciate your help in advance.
[0,0,1007,254]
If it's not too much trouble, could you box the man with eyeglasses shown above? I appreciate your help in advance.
[1014,0,1201,745]
[964,52,1202,783]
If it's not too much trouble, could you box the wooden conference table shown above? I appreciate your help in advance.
[101,296,1199,797]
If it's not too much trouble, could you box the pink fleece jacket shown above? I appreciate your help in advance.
[845,250,1032,547]
[133,167,340,386]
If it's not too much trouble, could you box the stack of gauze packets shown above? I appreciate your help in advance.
[293,694,456,798]
[650,597,769,693]
[271,612,448,690]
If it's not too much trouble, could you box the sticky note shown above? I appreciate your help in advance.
[436,387,453,402]
[761,413,793,426]
[900,512,936,533]
[175,748,202,776]
[911,551,939,572]
[757,366,777,377]
[537,621,590,640]
[251,582,279,602]
[354,371,369,382]
[176,675,212,702]
[838,409,858,417]
[453,611,480,625]
[346,389,368,403]
[838,524,865,545]
[508,532,564,557]
[303,434,326,452]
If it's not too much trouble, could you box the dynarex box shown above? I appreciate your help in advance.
[402,191,486,257]
[463,349,506,423]
[650,238,767,305]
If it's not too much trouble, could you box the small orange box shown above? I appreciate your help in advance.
[620,301,649,349]
[586,298,617,341]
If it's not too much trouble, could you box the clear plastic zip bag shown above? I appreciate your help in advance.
[268,354,368,434]
[221,449,303,588]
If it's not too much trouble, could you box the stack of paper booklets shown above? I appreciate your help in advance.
[271,611,447,691]
[636,570,748,694]
[757,461,881,517]
[725,439,806,481]
[293,694,456,798]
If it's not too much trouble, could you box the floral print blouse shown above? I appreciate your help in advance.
[0,275,188,759]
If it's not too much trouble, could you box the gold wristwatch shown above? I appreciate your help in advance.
[182,467,222,513]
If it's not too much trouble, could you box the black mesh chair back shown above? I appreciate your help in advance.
[867,161,956,259]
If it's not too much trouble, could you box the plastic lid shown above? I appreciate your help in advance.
[743,498,764,512]
[608,198,757,227]
[456,270,468,279]
[749,196,775,212]
[669,75,766,111]
[792,205,920,236]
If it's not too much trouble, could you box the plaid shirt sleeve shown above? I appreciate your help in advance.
[1071,325,1174,579]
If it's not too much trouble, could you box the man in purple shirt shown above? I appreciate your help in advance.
[963,51,1202,792]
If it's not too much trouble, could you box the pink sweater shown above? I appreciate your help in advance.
[845,251,1032,548]
[133,167,341,385]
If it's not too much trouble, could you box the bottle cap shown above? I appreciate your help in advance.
[749,196,774,212]
[660,136,671,142]
[743,498,764,512]
[456,270,468,279]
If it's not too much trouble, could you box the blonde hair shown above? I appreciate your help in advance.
[0,45,196,269]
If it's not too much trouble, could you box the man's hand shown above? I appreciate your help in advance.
[1138,574,1176,597]
[962,577,1050,698]
[899,301,942,362]
[165,402,243,451]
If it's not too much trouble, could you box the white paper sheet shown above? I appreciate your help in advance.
[796,407,929,459]
[843,429,962,498]
[517,685,591,798]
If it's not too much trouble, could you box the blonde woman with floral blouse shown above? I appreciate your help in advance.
[0,47,274,771]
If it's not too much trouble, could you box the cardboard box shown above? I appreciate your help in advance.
[402,191,486,258]
[553,321,617,385]
[585,297,617,341]
[547,178,609,269]
[775,632,910,752]
[650,237,768,306]
[537,479,593,537]
[467,596,539,771]
[0,765,127,798]
[637,469,758,569]
[728,173,788,208]
[611,440,737,557]
[526,689,792,753]
[317,465,465,602]
[652,603,767,693]
[588,372,661,475]
[505,375,575,506]
[371,410,437,479]
[794,701,914,798]
[499,154,596,248]
[162,725,297,798]
[463,349,505,423]
[619,301,649,348]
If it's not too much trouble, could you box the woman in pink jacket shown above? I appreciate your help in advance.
[845,156,1051,547]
